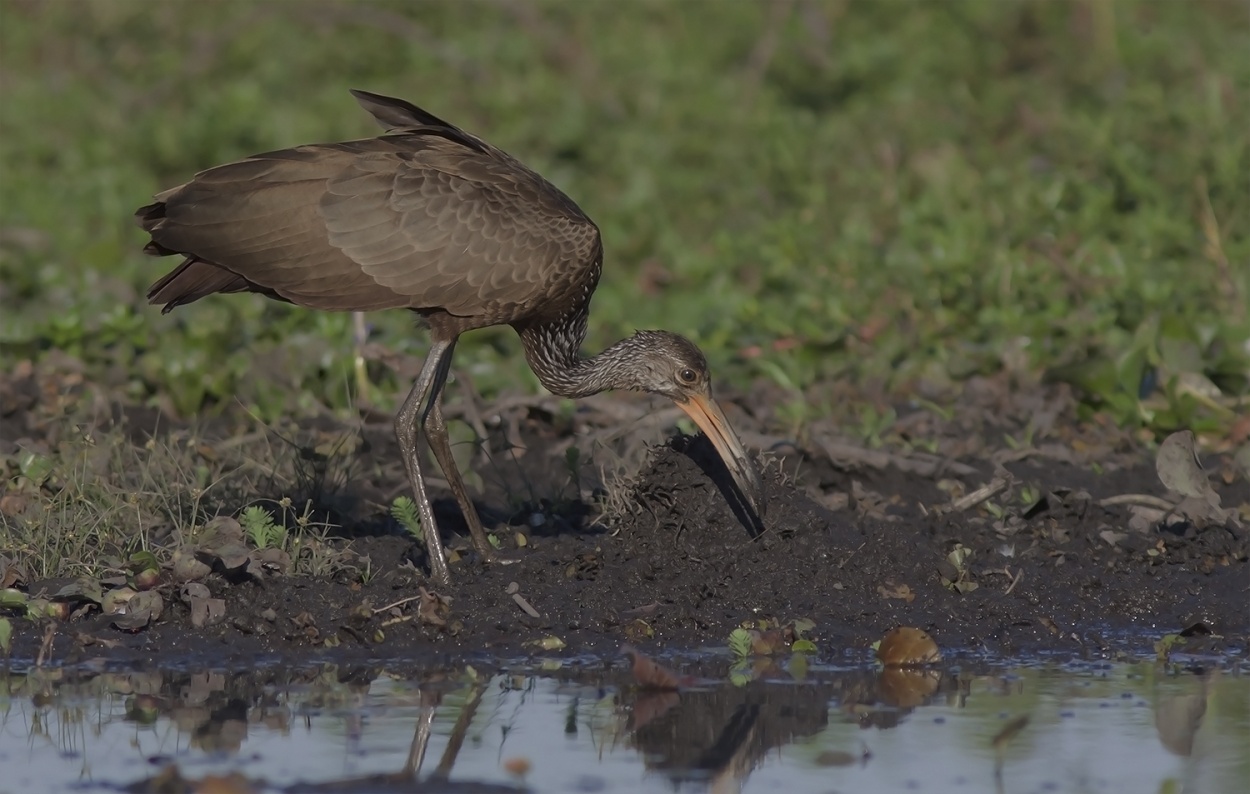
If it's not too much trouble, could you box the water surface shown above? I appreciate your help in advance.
[1,655,1245,793]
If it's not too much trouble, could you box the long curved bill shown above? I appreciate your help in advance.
[676,394,767,519]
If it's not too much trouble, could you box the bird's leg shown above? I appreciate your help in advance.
[420,339,503,560]
[425,397,498,560]
[395,338,457,586]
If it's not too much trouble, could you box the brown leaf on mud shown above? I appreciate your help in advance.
[0,557,27,589]
[179,582,211,601]
[878,580,916,603]
[210,543,253,572]
[110,590,164,631]
[54,577,104,606]
[200,515,245,545]
[417,586,450,627]
[1155,431,1237,528]
[621,644,683,690]
[879,668,942,707]
[876,627,942,667]
[1157,431,1217,502]
[190,596,227,628]
[101,586,138,615]
[250,547,291,576]
[179,582,226,628]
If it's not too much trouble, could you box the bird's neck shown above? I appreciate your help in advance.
[517,314,640,399]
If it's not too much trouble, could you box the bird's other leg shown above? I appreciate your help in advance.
[395,338,457,586]
[425,397,498,560]
[420,339,506,561]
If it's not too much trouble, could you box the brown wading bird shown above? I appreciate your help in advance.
[137,90,766,586]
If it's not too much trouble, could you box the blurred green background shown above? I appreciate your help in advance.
[1,0,1246,432]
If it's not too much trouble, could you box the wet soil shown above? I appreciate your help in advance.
[3,363,1248,667]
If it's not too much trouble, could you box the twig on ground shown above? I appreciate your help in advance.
[950,477,1012,512]
[1004,567,1024,595]
[1097,494,1177,511]
[507,581,541,618]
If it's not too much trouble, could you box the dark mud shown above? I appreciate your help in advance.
[3,363,1248,668]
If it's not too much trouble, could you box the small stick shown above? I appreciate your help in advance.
[950,477,1011,512]
[507,582,541,618]
[1097,494,1176,511]
[373,595,425,614]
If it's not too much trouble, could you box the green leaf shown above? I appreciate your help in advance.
[727,628,753,659]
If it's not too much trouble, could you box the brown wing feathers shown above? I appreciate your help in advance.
[138,89,601,322]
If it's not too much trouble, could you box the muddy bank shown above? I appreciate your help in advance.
[2,365,1248,667]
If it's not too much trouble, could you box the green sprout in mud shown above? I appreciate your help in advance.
[390,497,423,543]
[855,405,898,449]
[1003,423,1037,451]
[240,506,286,550]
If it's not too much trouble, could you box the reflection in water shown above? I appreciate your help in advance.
[0,658,1246,793]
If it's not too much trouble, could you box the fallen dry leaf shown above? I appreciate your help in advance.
[111,590,164,631]
[417,586,450,627]
[1156,430,1219,504]
[876,626,942,667]
[189,596,227,628]
[0,557,27,589]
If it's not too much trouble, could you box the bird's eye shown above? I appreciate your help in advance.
[678,368,697,384]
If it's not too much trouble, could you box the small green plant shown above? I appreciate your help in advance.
[791,617,818,653]
[855,405,898,449]
[728,628,753,660]
[390,497,423,543]
[1154,633,1183,662]
[1003,422,1037,451]
[240,505,285,550]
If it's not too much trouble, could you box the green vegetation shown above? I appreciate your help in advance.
[389,496,424,543]
[1,0,1244,428]
[0,2,1246,586]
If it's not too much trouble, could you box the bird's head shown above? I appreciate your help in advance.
[621,331,767,519]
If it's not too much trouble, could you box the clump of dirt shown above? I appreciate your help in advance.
[2,362,1247,668]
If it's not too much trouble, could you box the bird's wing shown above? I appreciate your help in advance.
[142,135,601,316]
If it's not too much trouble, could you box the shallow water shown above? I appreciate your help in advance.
[1,654,1246,794]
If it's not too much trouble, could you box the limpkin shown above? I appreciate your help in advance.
[137,89,766,585]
